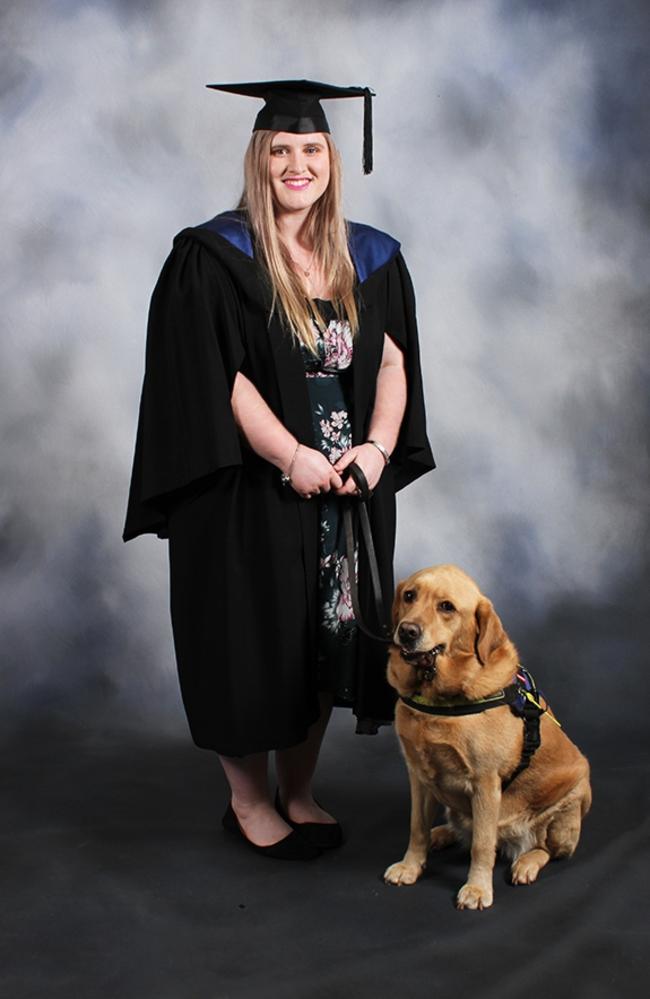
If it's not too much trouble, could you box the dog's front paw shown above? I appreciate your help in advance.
[383,860,424,886]
[456,882,493,910]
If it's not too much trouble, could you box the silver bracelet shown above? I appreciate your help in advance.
[366,439,390,465]
[281,442,300,485]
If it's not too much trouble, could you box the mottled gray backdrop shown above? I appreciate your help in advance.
[2,0,648,753]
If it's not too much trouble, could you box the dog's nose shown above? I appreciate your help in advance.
[398,621,422,645]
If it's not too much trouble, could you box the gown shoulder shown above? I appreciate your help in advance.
[173,210,404,286]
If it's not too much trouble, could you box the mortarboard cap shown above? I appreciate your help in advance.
[206,79,375,174]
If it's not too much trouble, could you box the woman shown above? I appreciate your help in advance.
[122,80,434,860]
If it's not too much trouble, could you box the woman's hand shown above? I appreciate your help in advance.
[332,443,387,496]
[289,445,343,499]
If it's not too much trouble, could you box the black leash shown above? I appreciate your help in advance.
[341,462,393,644]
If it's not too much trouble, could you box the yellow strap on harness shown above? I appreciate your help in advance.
[521,689,562,727]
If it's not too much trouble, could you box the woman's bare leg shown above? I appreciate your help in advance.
[218,751,293,846]
[275,692,337,824]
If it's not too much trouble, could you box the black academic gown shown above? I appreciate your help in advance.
[122,211,435,756]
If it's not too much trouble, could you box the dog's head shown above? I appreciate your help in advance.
[387,564,518,699]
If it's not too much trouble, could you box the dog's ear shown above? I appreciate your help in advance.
[475,598,506,666]
[392,580,406,626]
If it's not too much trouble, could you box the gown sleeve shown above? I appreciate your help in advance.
[122,234,245,542]
[384,251,436,491]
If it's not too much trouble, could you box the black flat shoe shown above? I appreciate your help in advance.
[221,802,322,860]
[274,788,344,850]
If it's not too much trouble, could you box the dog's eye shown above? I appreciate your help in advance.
[438,601,456,613]
[403,589,416,603]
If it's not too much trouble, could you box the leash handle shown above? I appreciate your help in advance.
[342,462,392,644]
[344,460,372,501]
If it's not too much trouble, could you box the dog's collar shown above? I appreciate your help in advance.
[400,687,512,716]
[400,666,553,716]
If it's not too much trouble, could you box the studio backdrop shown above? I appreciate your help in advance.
[1,0,648,759]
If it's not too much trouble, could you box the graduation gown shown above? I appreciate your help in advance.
[122,210,435,756]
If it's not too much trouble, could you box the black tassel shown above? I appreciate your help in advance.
[363,87,374,174]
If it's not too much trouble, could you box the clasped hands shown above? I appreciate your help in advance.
[287,442,387,500]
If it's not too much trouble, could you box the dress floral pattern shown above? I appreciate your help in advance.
[301,302,358,703]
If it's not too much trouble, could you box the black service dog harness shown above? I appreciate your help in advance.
[400,667,561,790]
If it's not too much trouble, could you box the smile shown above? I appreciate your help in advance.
[283,178,312,190]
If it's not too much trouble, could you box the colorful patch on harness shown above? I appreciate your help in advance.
[511,666,561,727]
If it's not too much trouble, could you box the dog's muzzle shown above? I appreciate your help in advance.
[399,643,446,680]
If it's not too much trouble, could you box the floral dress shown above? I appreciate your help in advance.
[300,300,358,704]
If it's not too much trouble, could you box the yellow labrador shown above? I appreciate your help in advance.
[384,564,591,910]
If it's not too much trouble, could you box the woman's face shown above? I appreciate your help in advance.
[269,132,330,215]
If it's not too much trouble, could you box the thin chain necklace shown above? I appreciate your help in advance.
[289,247,316,278]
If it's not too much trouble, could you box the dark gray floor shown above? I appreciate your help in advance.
[2,713,648,999]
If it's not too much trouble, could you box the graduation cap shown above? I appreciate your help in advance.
[206,79,375,174]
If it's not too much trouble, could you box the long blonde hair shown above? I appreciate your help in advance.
[237,130,359,353]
